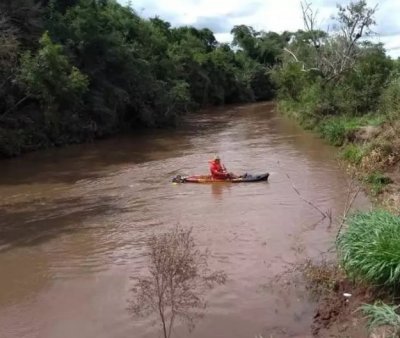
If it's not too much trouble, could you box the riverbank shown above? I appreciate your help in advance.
[277,102,400,207]
[276,103,400,337]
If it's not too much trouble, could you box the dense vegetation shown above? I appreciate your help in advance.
[4,0,399,163]
[273,1,396,131]
[0,0,288,157]
[272,1,400,182]
[273,0,400,197]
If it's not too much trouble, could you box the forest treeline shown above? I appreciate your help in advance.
[1,0,400,158]
[0,0,286,157]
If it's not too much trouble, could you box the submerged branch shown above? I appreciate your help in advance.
[336,177,361,242]
[277,160,331,227]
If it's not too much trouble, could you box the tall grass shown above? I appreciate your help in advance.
[337,211,400,289]
[361,301,400,335]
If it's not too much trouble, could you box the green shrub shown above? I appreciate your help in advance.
[340,144,365,165]
[271,62,307,102]
[319,117,351,146]
[18,32,89,113]
[380,78,400,121]
[365,172,393,195]
[337,210,400,289]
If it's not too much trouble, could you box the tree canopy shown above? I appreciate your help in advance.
[0,0,398,158]
[0,0,286,157]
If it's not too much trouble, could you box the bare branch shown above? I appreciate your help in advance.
[129,227,226,338]
[285,172,328,219]
[301,1,321,51]
[291,1,377,83]
[277,160,331,228]
[283,47,300,62]
[283,48,320,72]
[335,175,362,241]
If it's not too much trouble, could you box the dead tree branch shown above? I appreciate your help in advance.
[335,176,362,241]
[285,1,377,83]
[130,227,226,338]
[277,161,332,227]
[285,172,328,220]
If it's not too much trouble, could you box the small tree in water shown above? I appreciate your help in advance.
[129,227,226,338]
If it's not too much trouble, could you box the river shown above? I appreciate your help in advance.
[0,103,368,338]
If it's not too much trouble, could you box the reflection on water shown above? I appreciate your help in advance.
[210,183,232,200]
[0,103,369,338]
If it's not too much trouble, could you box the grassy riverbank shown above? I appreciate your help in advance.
[277,82,400,337]
[278,104,399,198]
[272,1,400,334]
[275,107,400,336]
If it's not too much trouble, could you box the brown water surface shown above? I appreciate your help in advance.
[0,103,368,338]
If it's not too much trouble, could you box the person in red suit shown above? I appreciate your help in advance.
[209,155,237,179]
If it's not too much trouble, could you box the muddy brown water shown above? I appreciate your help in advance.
[0,103,369,338]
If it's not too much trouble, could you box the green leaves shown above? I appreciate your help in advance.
[18,31,88,112]
[275,1,394,133]
[1,0,283,157]
[231,25,287,66]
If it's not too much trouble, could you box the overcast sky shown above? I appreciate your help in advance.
[119,0,400,58]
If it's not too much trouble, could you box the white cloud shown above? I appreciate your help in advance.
[120,0,400,58]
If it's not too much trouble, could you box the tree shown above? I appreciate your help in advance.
[0,0,44,48]
[0,12,18,71]
[18,31,88,119]
[231,25,288,67]
[42,0,79,13]
[284,0,377,83]
[130,227,226,338]
[231,25,258,58]
[273,0,391,120]
[0,0,279,158]
[0,12,19,114]
[339,43,393,114]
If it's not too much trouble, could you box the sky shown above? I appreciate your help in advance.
[119,0,400,58]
